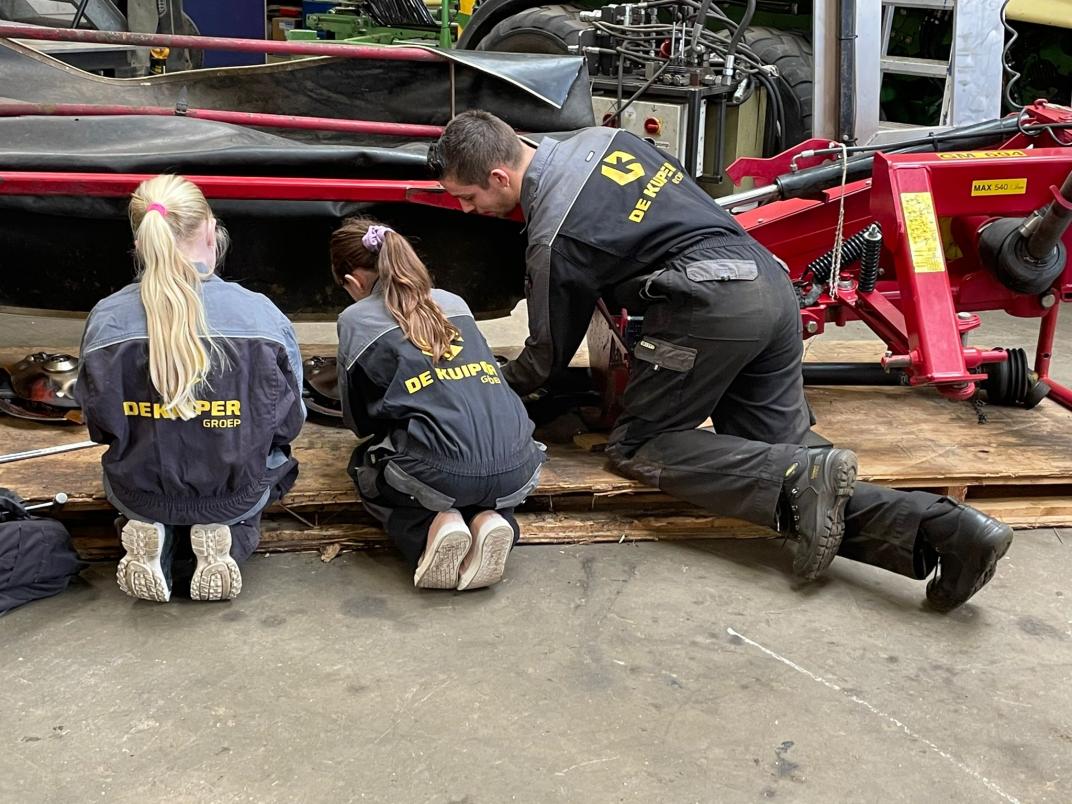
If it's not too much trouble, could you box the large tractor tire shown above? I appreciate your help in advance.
[476,4,590,54]
[744,26,814,145]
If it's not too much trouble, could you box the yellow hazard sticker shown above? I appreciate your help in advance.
[970,178,1027,196]
[937,150,1026,160]
[900,192,945,273]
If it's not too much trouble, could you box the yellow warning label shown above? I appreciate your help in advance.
[937,150,1026,160]
[970,178,1027,196]
[900,192,945,274]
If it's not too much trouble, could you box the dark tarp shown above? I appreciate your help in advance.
[0,196,528,319]
[0,114,431,176]
[0,26,601,315]
[0,38,596,135]
[0,117,528,317]
[0,120,528,317]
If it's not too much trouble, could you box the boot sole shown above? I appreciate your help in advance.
[457,521,513,591]
[414,530,471,589]
[117,521,170,603]
[927,522,1013,612]
[794,450,857,581]
[190,524,242,601]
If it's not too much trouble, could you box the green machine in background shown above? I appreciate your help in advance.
[287,0,456,49]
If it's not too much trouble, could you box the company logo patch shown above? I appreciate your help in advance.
[421,337,464,361]
[601,150,645,186]
[122,399,242,429]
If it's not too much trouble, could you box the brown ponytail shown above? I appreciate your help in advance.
[329,217,460,361]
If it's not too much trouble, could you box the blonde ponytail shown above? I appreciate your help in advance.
[129,175,222,420]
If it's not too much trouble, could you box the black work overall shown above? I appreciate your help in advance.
[337,287,545,569]
[353,444,543,567]
[605,237,948,579]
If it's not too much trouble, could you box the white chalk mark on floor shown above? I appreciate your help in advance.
[726,627,1020,804]
[555,756,619,776]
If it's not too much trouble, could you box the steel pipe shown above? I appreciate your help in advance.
[0,440,99,465]
[24,492,69,511]
[0,101,445,139]
[1026,168,1072,261]
[0,21,442,62]
[802,363,905,386]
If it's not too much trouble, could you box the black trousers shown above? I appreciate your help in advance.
[606,241,944,580]
[355,453,542,568]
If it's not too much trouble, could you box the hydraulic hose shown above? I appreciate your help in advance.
[720,114,1026,206]
[690,0,715,54]
[725,0,755,56]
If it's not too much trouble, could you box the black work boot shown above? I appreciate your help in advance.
[921,502,1013,612]
[781,447,858,580]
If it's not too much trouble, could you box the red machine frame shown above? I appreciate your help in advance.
[734,102,1072,411]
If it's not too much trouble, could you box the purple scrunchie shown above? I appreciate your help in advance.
[362,224,393,253]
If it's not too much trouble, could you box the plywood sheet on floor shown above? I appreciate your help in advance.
[4,342,1072,545]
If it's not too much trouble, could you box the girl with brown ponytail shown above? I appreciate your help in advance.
[77,175,305,603]
[332,217,544,591]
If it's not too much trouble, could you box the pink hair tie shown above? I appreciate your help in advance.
[362,224,393,253]
[146,202,168,217]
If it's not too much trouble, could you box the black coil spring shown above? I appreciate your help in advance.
[857,224,883,292]
[805,227,874,284]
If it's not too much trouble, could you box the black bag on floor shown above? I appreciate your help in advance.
[0,488,85,615]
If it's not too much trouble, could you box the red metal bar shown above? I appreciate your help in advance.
[0,101,444,139]
[0,170,528,221]
[0,21,441,62]
[0,170,448,203]
[1035,304,1060,380]
[726,137,833,187]
[1048,380,1072,410]
[871,158,977,396]
[851,289,910,354]
[963,348,1014,370]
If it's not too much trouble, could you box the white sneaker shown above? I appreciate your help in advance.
[457,511,514,591]
[116,520,170,603]
[414,510,471,589]
[190,524,242,601]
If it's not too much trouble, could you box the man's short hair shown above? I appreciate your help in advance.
[432,110,523,187]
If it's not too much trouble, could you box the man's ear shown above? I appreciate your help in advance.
[489,168,511,189]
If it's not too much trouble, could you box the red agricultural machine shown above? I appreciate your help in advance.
[734,101,1072,411]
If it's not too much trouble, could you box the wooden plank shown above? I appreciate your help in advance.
[968,496,1072,530]
[69,510,777,561]
[68,497,1072,562]
[4,341,1072,510]
[13,337,1070,562]
[264,511,774,550]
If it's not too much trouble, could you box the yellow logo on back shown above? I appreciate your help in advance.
[601,151,645,186]
[421,338,464,361]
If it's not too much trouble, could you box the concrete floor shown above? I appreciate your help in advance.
[4,538,1071,803]
[2,308,1071,802]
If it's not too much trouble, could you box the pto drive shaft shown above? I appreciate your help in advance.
[980,166,1072,295]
